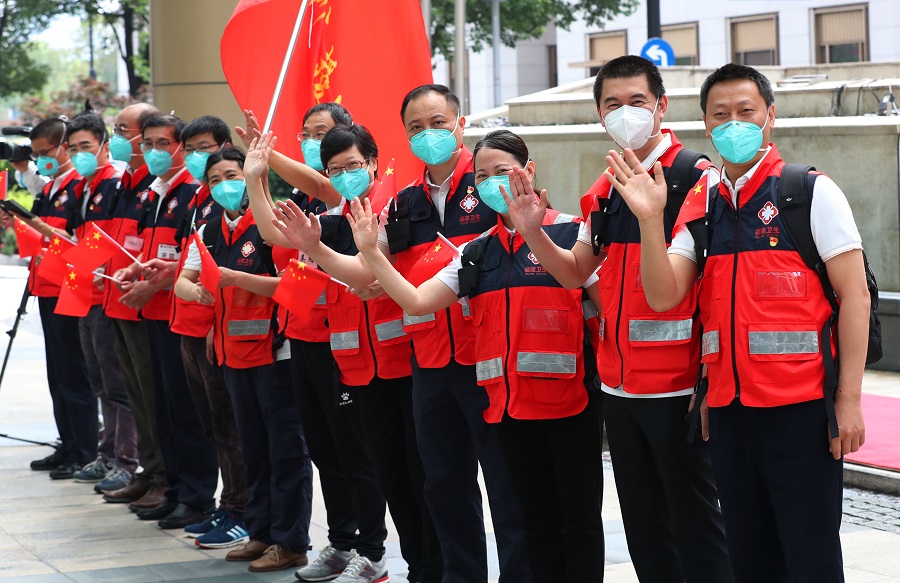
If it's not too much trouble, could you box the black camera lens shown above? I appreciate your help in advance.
[0,141,33,163]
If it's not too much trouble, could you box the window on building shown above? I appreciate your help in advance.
[730,14,779,66]
[661,22,699,66]
[814,4,868,64]
[588,31,627,76]
[548,45,558,88]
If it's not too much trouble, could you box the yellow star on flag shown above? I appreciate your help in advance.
[693,183,703,195]
[384,166,394,176]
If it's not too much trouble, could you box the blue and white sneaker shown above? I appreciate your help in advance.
[93,467,131,493]
[184,508,226,538]
[195,512,249,549]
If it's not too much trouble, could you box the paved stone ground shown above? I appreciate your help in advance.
[843,488,900,535]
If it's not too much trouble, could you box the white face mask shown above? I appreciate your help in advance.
[602,100,660,150]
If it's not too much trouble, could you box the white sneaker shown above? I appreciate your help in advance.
[331,554,388,583]
[295,545,355,581]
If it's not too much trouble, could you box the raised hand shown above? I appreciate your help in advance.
[234,109,263,149]
[347,197,378,253]
[605,149,668,222]
[502,165,547,237]
[272,199,321,252]
[245,132,276,180]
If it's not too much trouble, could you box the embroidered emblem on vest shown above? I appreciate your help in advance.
[758,201,778,225]
[241,241,255,257]
[460,192,479,213]
[527,252,540,265]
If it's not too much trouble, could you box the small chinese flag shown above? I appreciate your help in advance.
[273,259,331,319]
[405,240,458,287]
[0,169,8,200]
[190,231,221,292]
[673,178,707,234]
[13,217,42,258]
[54,265,93,317]
[370,158,396,205]
[37,234,76,284]
[62,224,120,271]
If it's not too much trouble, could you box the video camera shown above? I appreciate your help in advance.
[0,126,34,163]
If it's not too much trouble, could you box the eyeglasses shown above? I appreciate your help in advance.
[184,142,220,154]
[29,144,61,161]
[67,141,101,155]
[140,140,173,152]
[326,159,368,177]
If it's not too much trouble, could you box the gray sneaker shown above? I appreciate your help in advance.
[94,467,131,492]
[331,555,388,583]
[74,458,111,483]
[295,545,354,581]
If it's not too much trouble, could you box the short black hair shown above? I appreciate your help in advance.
[204,147,245,182]
[593,55,666,107]
[65,112,108,145]
[303,102,353,127]
[400,84,461,121]
[30,118,67,145]
[182,115,231,146]
[320,124,378,175]
[699,63,774,114]
[473,129,529,168]
[142,113,186,142]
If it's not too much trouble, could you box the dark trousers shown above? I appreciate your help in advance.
[709,399,844,583]
[496,391,604,583]
[37,296,96,465]
[224,360,313,552]
[181,335,248,514]
[112,318,165,484]
[289,340,387,560]
[79,305,137,472]
[604,393,732,583]
[145,320,217,510]
[351,376,442,582]
[412,358,530,583]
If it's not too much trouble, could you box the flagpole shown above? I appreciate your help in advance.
[263,0,311,134]
[92,224,142,267]
[435,231,461,255]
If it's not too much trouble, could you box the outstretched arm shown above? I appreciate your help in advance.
[245,133,295,248]
[218,267,280,298]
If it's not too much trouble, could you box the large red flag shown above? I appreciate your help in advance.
[13,217,42,259]
[221,0,433,188]
[54,265,93,317]
[37,234,76,284]
[189,231,222,292]
[273,258,331,319]
[62,224,120,271]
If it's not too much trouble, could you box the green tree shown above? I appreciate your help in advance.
[18,75,129,126]
[0,0,73,97]
[74,0,150,98]
[429,0,638,59]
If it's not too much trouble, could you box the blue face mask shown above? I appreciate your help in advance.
[185,151,212,181]
[36,144,62,176]
[211,180,247,212]
[409,117,460,166]
[301,139,324,171]
[72,151,99,177]
[477,175,511,214]
[329,167,371,201]
[145,148,174,176]
[109,134,135,162]
[710,113,769,164]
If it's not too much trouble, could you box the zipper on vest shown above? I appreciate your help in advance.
[440,224,457,361]
[730,203,741,400]
[362,301,379,379]
[614,240,628,384]
[503,233,515,414]
[216,229,232,367]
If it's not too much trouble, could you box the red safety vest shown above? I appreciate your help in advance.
[385,147,496,368]
[467,211,587,423]
[699,145,834,408]
[74,163,122,306]
[210,209,276,369]
[28,168,82,298]
[581,132,710,394]
[320,199,411,386]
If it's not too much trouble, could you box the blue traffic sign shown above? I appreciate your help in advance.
[640,38,676,68]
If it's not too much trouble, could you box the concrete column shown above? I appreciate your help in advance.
[149,0,243,134]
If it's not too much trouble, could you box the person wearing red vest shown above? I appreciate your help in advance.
[61,113,140,491]
[100,103,171,506]
[348,130,603,583]
[1,117,97,479]
[175,148,313,573]
[113,114,218,530]
[606,64,869,583]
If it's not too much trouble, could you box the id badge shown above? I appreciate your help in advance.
[157,243,180,261]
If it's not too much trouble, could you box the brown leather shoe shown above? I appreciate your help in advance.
[247,544,308,572]
[226,539,271,562]
[102,476,150,503]
[127,485,169,511]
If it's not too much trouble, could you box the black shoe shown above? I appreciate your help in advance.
[49,462,82,480]
[136,498,178,521]
[30,450,65,471]
[157,503,210,530]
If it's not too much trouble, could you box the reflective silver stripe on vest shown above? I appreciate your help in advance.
[553,212,578,224]
[330,331,360,351]
[403,312,436,326]
[582,300,599,320]
[375,319,406,342]
[228,320,270,336]
[702,331,719,356]
[315,291,326,305]
[629,318,693,342]
[476,357,504,382]
[749,331,818,355]
[461,303,471,317]
[517,352,577,375]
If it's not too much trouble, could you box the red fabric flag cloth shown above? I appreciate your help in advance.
[190,231,222,292]
[673,176,709,234]
[405,239,458,287]
[14,217,43,258]
[0,169,8,200]
[221,0,432,188]
[273,258,331,319]
[54,265,93,317]
[37,234,76,284]
[370,158,396,207]
[62,223,120,271]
